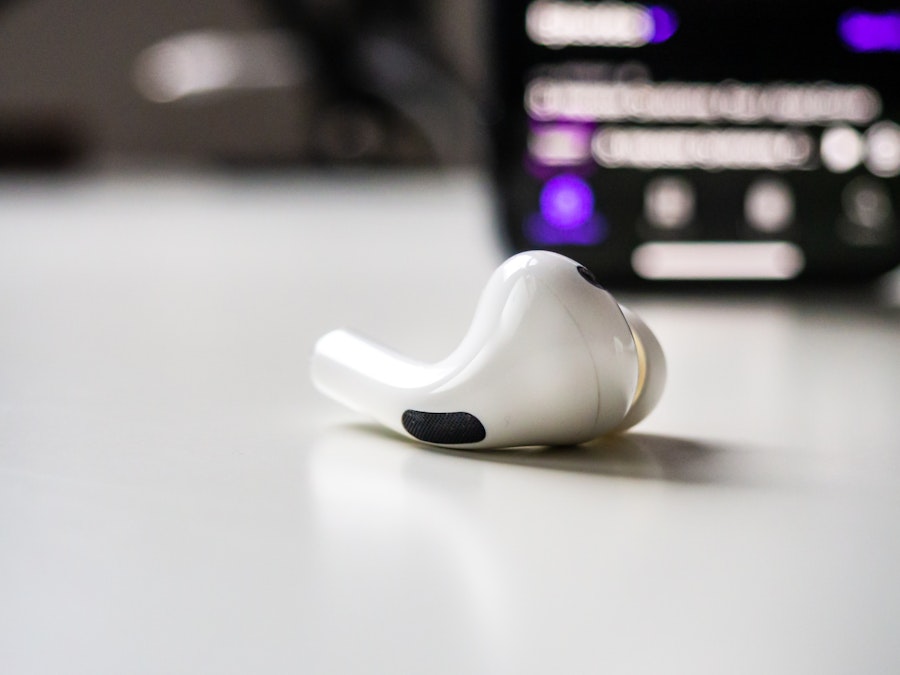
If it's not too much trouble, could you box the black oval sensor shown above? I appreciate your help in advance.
[577,265,605,289]
[401,410,487,445]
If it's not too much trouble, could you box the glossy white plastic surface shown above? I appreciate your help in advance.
[311,251,664,448]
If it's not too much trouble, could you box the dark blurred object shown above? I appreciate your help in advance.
[490,0,900,284]
[0,114,86,170]
[264,0,483,164]
[0,0,484,170]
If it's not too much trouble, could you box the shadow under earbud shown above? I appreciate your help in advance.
[346,423,773,487]
[429,433,736,485]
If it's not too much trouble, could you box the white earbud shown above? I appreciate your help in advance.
[311,250,666,449]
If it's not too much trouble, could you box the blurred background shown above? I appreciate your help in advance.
[0,0,486,170]
[2,0,900,287]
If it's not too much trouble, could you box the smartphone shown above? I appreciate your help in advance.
[489,0,900,283]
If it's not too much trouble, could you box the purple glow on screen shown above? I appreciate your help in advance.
[532,174,605,245]
[839,10,900,52]
[526,213,607,246]
[648,6,678,44]
[540,174,594,230]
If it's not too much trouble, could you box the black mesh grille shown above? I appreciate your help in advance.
[401,410,487,445]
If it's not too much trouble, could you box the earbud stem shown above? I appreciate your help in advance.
[312,330,436,430]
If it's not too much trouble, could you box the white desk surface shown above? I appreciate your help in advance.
[2,171,900,674]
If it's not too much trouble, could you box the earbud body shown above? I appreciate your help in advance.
[311,251,665,449]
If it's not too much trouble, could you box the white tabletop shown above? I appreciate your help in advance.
[2,171,900,674]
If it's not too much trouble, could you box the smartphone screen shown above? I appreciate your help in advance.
[489,0,900,282]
